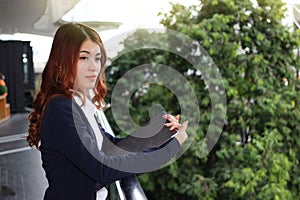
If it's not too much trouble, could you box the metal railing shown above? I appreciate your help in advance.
[96,110,147,200]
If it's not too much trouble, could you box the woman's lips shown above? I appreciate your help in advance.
[86,75,97,81]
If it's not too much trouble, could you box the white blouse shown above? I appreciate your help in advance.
[73,96,108,200]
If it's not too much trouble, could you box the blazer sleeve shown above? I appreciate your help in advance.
[97,124,122,144]
[40,97,181,187]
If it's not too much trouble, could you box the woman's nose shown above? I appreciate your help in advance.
[88,60,98,71]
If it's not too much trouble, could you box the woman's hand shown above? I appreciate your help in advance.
[163,114,188,145]
[163,114,181,131]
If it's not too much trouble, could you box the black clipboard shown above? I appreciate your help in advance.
[108,113,177,154]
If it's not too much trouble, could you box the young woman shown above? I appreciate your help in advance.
[27,23,188,200]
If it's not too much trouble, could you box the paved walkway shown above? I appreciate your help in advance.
[0,113,47,200]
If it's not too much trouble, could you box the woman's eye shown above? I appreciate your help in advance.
[96,57,101,61]
[79,56,88,60]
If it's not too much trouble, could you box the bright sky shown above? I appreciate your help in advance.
[62,0,198,28]
[62,0,200,60]
[62,0,200,41]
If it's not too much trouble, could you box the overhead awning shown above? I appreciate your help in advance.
[0,0,80,36]
[0,0,121,37]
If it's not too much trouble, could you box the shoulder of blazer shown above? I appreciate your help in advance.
[46,96,72,109]
[41,95,98,146]
[45,96,83,117]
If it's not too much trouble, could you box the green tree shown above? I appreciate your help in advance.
[105,0,300,199]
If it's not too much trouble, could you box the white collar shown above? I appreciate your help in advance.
[73,95,97,116]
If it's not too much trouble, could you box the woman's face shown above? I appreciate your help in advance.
[76,39,101,90]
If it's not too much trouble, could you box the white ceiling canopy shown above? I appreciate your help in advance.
[0,0,124,37]
[0,0,80,36]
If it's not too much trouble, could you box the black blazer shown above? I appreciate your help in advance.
[39,96,180,200]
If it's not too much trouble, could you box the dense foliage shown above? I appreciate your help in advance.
[105,0,300,199]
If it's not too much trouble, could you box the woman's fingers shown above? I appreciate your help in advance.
[164,122,181,131]
[162,114,189,145]
[162,114,180,122]
[163,114,181,130]
[178,121,188,132]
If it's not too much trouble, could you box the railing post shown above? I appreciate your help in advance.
[119,176,148,200]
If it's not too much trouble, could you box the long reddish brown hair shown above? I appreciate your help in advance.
[27,23,107,149]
